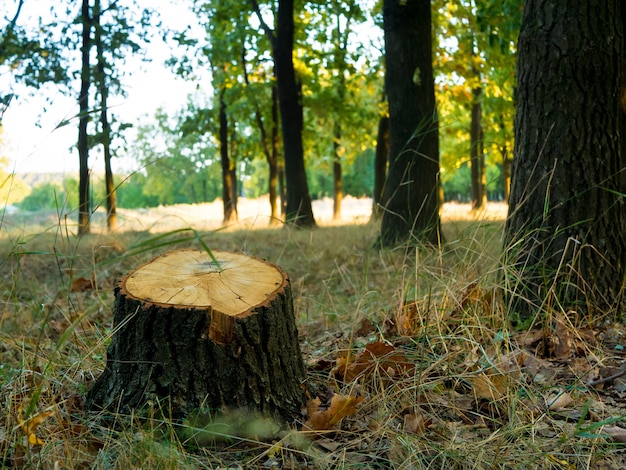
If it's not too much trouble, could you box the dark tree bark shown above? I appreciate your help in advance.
[620,2,626,194]
[503,0,626,322]
[94,0,116,232]
[470,87,486,210]
[274,0,315,226]
[251,0,315,227]
[78,0,91,235]
[379,0,440,247]
[86,250,306,421]
[219,91,237,224]
[499,115,511,202]
[501,143,511,202]
[372,113,389,219]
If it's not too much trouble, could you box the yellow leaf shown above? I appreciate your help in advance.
[18,403,55,446]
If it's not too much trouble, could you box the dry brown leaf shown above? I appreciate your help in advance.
[554,316,573,360]
[470,372,508,401]
[71,276,95,292]
[546,390,574,411]
[303,394,364,432]
[334,341,414,382]
[355,318,374,337]
[603,425,626,443]
[521,351,556,385]
[403,411,427,435]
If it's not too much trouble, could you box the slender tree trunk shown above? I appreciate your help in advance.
[499,115,511,202]
[78,0,91,235]
[94,0,116,231]
[501,144,511,202]
[241,48,280,224]
[372,113,389,219]
[278,162,286,216]
[332,121,342,220]
[470,87,486,210]
[503,0,626,321]
[269,82,280,223]
[274,0,315,227]
[379,0,440,246]
[219,91,237,224]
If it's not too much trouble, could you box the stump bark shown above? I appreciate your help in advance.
[86,249,306,422]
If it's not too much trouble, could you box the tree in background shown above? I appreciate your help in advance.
[378,0,440,247]
[93,0,117,231]
[252,0,316,227]
[77,0,91,234]
[503,0,626,323]
[2,0,152,233]
[434,0,520,205]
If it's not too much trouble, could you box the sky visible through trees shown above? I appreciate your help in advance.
[0,0,520,214]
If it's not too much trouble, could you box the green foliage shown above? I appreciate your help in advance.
[127,106,223,206]
[344,149,375,198]
[434,0,522,196]
[19,182,72,211]
[115,173,159,208]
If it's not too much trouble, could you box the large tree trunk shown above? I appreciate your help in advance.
[379,0,440,247]
[86,250,306,421]
[219,91,237,224]
[274,0,316,227]
[620,4,626,194]
[503,0,626,322]
[78,0,91,235]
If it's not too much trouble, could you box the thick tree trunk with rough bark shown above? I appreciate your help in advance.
[379,0,440,246]
[504,0,626,322]
[274,0,315,227]
[86,250,306,421]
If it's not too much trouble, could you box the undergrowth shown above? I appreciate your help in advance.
[0,206,625,469]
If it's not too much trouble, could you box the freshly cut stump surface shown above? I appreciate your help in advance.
[86,249,306,421]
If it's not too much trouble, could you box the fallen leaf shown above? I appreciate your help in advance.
[603,425,626,443]
[554,315,573,360]
[303,393,364,432]
[71,276,95,292]
[355,318,374,337]
[403,411,427,435]
[18,404,55,446]
[469,372,508,401]
[334,341,414,382]
[546,390,574,411]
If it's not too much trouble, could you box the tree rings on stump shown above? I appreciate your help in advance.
[86,249,306,422]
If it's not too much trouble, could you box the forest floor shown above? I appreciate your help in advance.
[1,198,625,469]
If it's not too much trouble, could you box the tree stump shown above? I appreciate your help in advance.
[86,249,306,422]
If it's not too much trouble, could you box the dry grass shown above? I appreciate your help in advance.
[1,199,625,469]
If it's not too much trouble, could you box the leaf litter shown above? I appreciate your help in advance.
[2,213,626,468]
